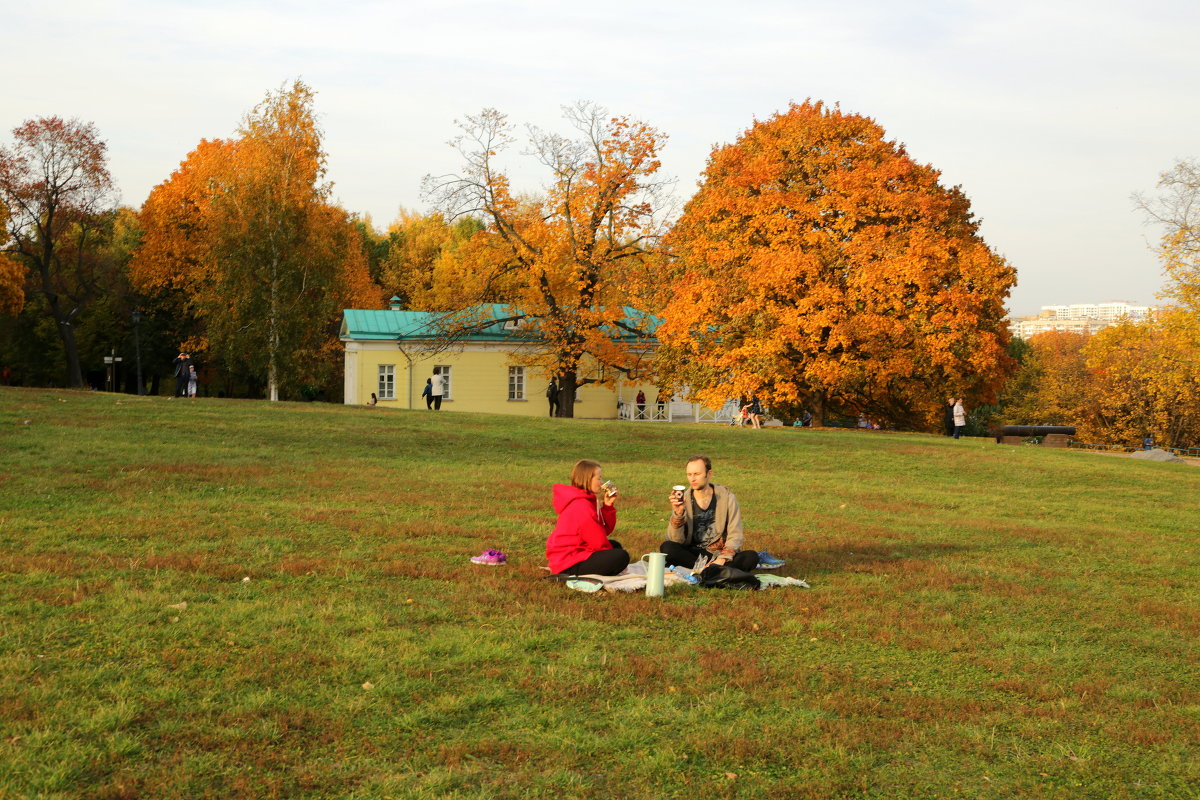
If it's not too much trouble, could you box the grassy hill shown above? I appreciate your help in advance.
[1,387,1196,799]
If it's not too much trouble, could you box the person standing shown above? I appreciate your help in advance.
[187,365,199,398]
[655,390,666,421]
[953,398,967,439]
[546,459,630,576]
[661,455,759,572]
[430,371,444,411]
[547,379,558,417]
[748,396,763,429]
[172,352,192,398]
[944,399,956,436]
[635,389,646,420]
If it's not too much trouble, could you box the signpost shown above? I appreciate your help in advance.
[103,349,123,392]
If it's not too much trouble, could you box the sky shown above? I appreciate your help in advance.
[4,0,1198,316]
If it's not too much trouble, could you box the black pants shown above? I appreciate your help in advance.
[548,400,557,417]
[660,541,759,571]
[175,375,187,397]
[557,539,630,576]
[433,395,442,410]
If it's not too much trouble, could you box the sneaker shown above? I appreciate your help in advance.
[756,551,786,570]
[470,549,507,565]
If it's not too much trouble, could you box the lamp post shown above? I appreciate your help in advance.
[132,310,145,395]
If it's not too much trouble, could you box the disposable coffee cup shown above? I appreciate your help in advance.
[672,484,686,500]
[601,480,617,497]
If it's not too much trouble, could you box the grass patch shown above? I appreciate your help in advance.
[1,387,1197,799]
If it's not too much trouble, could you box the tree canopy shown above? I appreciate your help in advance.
[131,81,380,400]
[0,117,115,387]
[656,100,1016,428]
[421,103,671,415]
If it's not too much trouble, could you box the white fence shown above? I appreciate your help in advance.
[617,398,740,424]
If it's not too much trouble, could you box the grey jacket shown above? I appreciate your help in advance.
[665,483,745,561]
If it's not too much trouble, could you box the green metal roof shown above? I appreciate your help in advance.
[340,304,660,343]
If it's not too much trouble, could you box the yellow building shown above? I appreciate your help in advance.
[340,301,664,419]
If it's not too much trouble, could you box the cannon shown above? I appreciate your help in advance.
[996,425,1076,447]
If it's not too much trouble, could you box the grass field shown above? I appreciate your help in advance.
[1,387,1197,800]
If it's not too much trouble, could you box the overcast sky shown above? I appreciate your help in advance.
[5,0,1197,316]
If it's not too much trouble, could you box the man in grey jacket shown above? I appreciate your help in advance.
[661,455,759,571]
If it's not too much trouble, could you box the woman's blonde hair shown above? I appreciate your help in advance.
[570,459,602,491]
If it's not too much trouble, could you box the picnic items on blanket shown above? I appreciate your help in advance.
[671,565,701,585]
[697,563,761,590]
[756,574,811,588]
[756,551,786,570]
[470,549,507,565]
[640,552,667,597]
[550,559,810,593]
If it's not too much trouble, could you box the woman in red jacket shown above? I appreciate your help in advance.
[546,459,631,575]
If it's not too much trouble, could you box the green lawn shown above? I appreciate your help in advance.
[1,387,1197,799]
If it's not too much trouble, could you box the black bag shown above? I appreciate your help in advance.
[697,563,760,590]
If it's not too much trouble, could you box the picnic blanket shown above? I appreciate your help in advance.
[558,560,810,593]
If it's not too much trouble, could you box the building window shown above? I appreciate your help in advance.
[378,365,395,400]
[433,365,452,400]
[508,366,525,400]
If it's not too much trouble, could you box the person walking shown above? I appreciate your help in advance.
[430,371,444,410]
[172,352,192,398]
[547,379,558,417]
[422,379,433,410]
[186,365,199,398]
[748,396,763,429]
[952,398,967,439]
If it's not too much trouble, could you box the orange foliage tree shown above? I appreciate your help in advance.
[1003,321,1200,448]
[378,209,482,309]
[656,101,1016,428]
[0,117,115,387]
[1002,331,1092,429]
[0,202,23,315]
[1082,315,1200,448]
[131,81,380,400]
[421,103,670,415]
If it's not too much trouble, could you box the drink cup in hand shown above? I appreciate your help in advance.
[601,480,617,498]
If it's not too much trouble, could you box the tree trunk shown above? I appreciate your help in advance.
[556,370,577,418]
[812,390,826,428]
[268,265,279,402]
[57,317,84,389]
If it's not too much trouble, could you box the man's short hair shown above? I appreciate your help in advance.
[687,454,712,472]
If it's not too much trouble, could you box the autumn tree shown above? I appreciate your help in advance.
[378,209,483,309]
[0,203,23,315]
[656,101,1016,428]
[131,81,380,400]
[0,118,115,387]
[1137,159,1200,313]
[1002,331,1093,429]
[422,103,671,415]
[1082,315,1200,448]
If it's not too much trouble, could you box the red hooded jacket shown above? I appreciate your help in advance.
[546,483,616,574]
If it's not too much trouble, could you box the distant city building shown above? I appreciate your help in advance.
[1009,301,1156,340]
